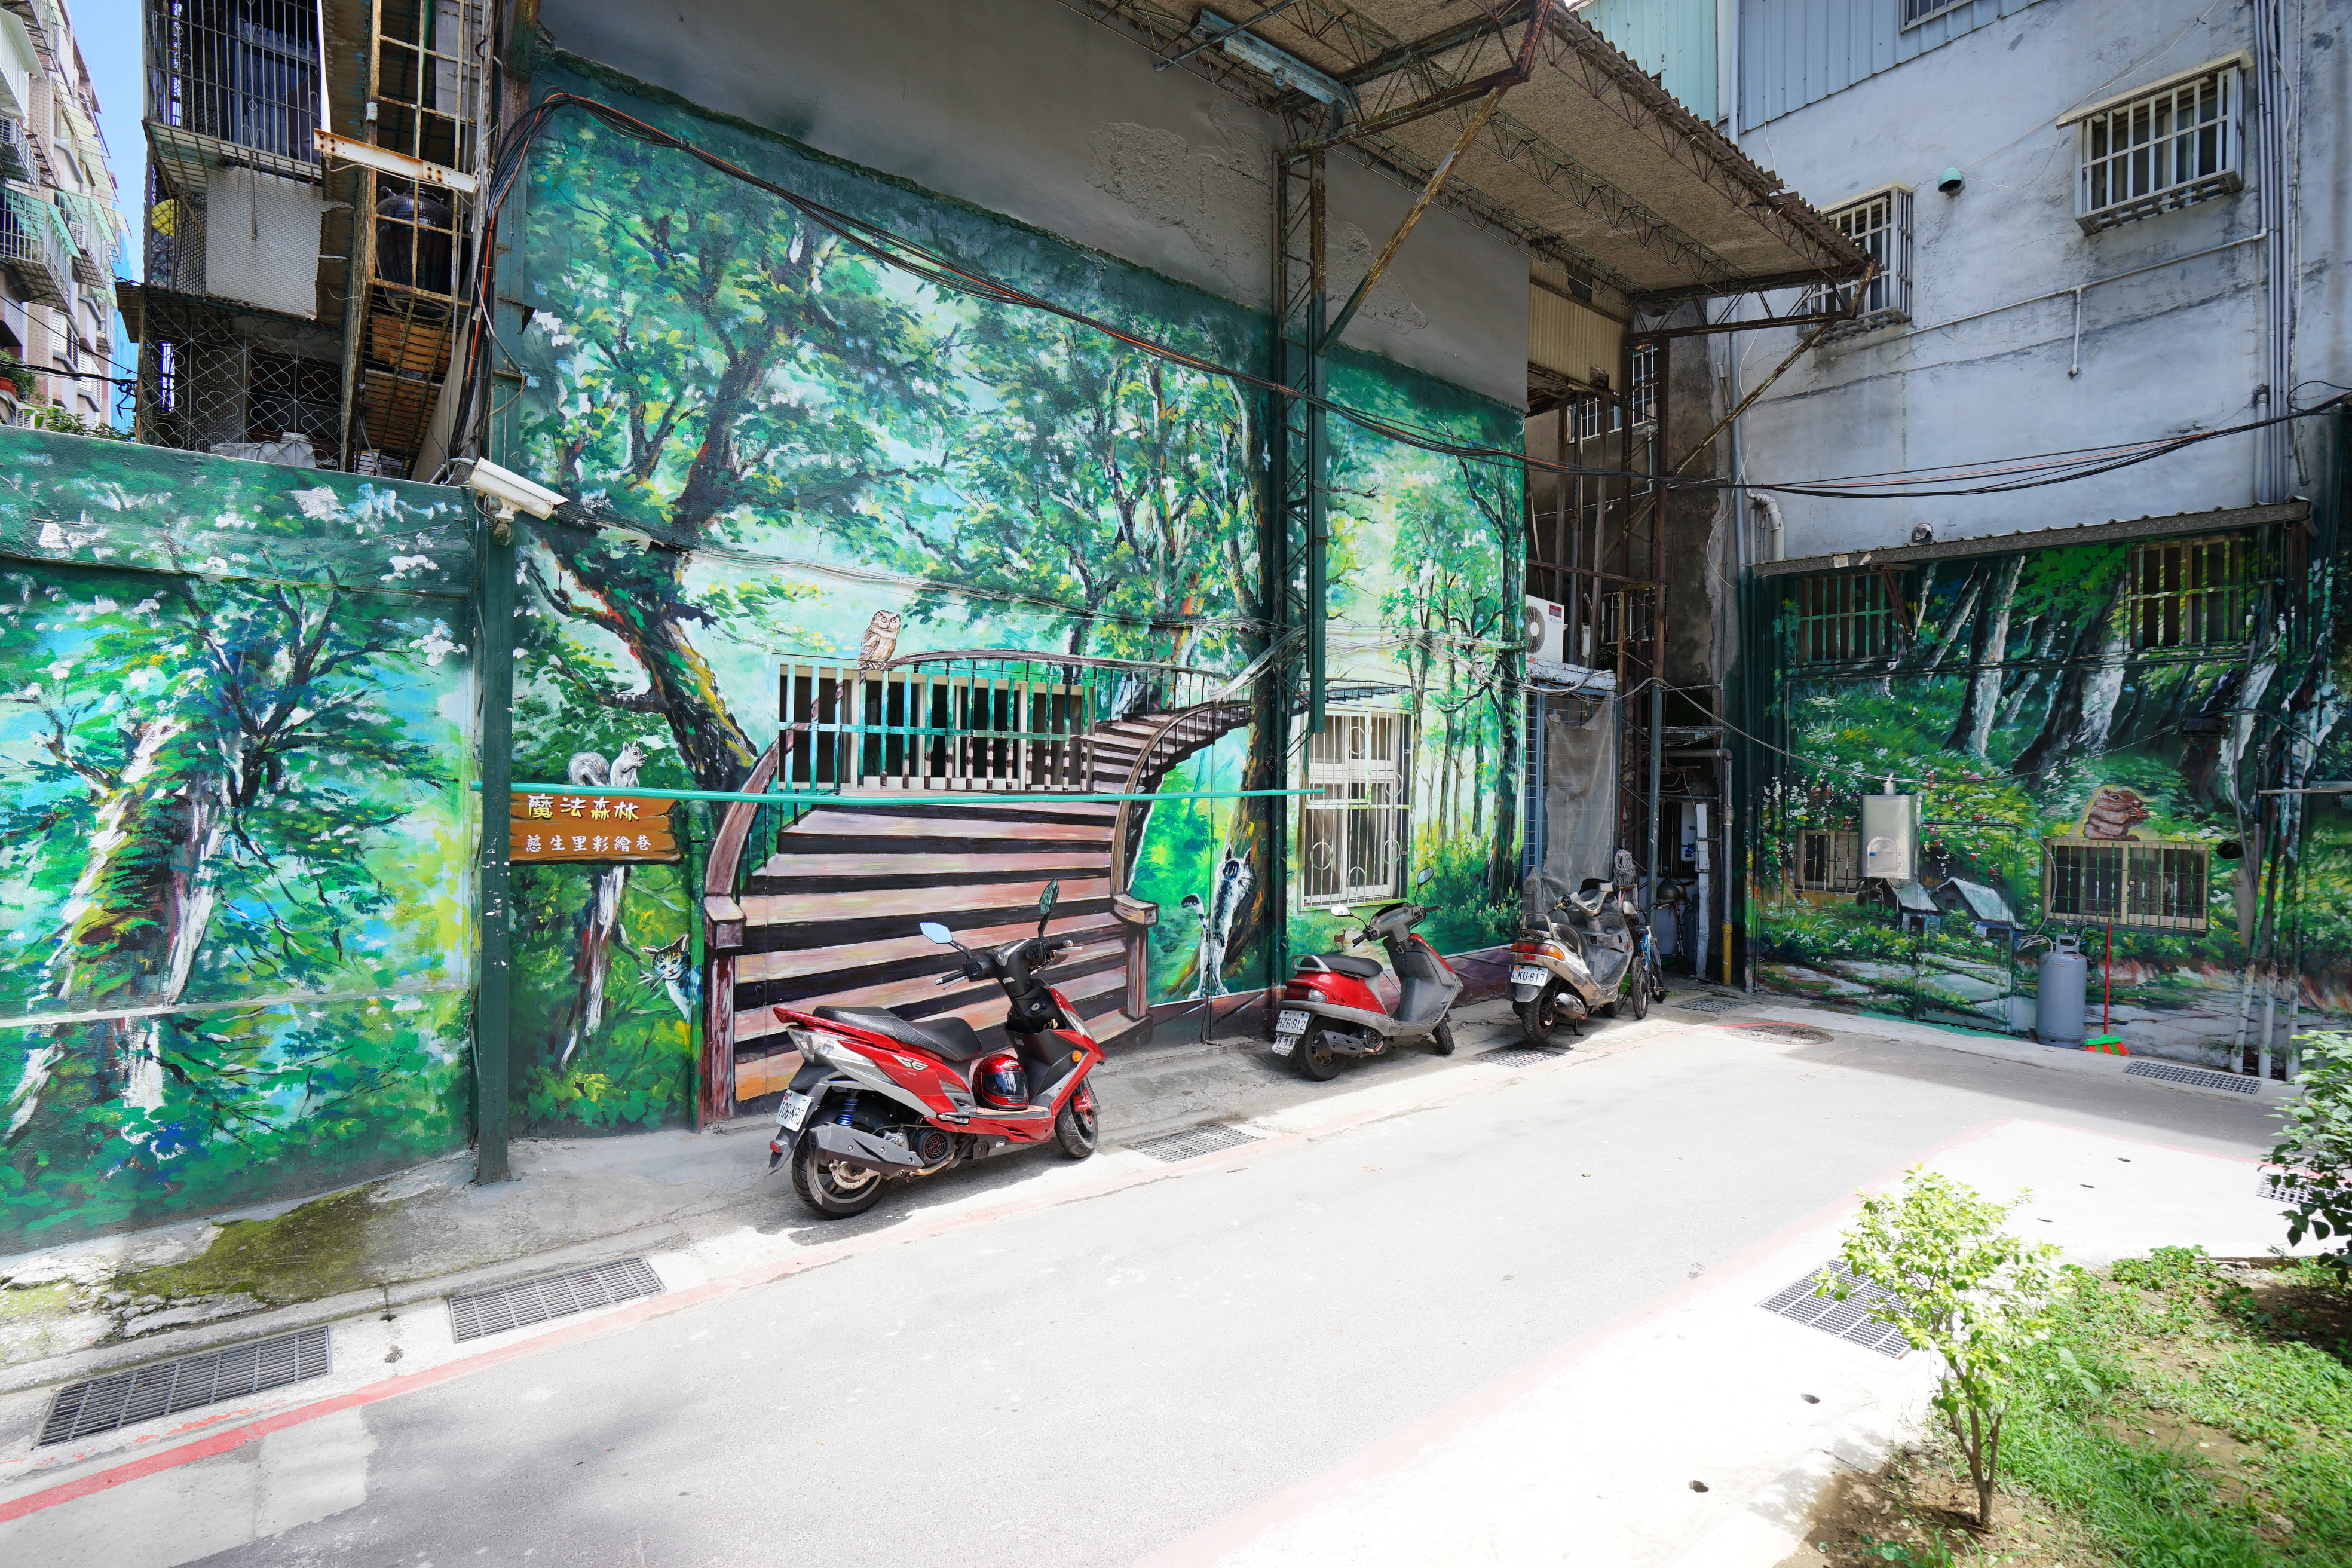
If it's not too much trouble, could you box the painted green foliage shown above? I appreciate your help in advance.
[1755,529,2346,1047]
[0,430,475,1247]
[506,62,1523,1080]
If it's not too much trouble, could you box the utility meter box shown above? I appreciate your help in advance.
[1861,793,1918,881]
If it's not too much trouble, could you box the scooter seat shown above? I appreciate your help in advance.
[811,1006,990,1062]
[1315,953,1383,979]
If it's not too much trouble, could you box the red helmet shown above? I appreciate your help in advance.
[974,1051,1028,1111]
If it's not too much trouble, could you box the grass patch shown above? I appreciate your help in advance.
[1780,1248,2352,1567]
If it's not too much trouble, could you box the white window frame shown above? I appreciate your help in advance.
[1803,184,1913,332]
[1299,708,1411,908]
[1900,0,1968,29]
[2063,58,2244,235]
[2042,837,2210,934]
[1796,829,1863,893]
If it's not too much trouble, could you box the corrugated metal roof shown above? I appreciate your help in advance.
[1079,1,1866,302]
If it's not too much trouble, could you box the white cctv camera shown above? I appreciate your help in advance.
[459,458,569,523]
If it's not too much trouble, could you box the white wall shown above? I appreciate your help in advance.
[539,0,1531,409]
[1723,0,2345,559]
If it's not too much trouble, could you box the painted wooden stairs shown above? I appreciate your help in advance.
[702,687,1253,1116]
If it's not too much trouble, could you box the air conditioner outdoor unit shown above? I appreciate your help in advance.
[1523,595,1567,664]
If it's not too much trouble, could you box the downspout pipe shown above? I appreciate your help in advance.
[1751,492,1786,562]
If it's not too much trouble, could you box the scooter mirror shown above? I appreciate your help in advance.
[918,921,954,945]
[1415,867,1435,887]
[1036,877,1059,935]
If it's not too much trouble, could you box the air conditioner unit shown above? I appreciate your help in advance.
[1523,595,1567,664]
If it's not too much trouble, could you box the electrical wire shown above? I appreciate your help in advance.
[465,92,2346,503]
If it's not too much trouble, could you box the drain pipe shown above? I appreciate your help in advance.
[2251,0,2299,501]
[1751,493,1786,562]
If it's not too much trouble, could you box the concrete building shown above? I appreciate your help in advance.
[1582,0,2349,1064]
[0,0,125,429]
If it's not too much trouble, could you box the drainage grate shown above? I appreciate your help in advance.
[40,1325,332,1446]
[1132,1123,1261,1163]
[1757,1263,1912,1358]
[448,1257,665,1343]
[2124,1060,2259,1095]
[1481,1044,1569,1067]
[1665,994,1744,1014]
[2258,1173,2321,1205]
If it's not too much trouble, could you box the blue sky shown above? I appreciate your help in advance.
[73,0,140,423]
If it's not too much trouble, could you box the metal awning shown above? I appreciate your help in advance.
[1074,0,1867,305]
[1751,500,2312,578]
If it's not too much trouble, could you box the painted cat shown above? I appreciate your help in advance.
[635,932,699,1023]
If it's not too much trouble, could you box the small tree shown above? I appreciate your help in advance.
[1818,1167,2062,1530]
[2270,1030,2352,1269]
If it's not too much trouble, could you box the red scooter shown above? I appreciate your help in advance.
[766,881,1102,1217]
[1272,869,1462,1079]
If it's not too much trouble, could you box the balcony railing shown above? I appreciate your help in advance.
[145,0,321,173]
[0,187,75,308]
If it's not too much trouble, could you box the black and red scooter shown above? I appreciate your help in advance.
[766,880,1102,1218]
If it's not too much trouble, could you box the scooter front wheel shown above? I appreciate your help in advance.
[1295,1027,1342,1081]
[791,1140,887,1219]
[1054,1080,1098,1159]
[1430,1019,1456,1056]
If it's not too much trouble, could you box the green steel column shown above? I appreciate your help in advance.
[1306,151,1328,736]
[473,520,514,1183]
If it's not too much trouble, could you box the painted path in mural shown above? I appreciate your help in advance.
[0,1014,2299,1567]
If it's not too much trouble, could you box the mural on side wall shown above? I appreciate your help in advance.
[0,431,476,1249]
[506,62,1521,1120]
[1753,522,2350,1062]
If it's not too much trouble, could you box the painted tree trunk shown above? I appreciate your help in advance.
[561,864,630,1069]
[2012,572,2132,779]
[1946,554,2025,755]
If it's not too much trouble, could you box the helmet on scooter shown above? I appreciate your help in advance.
[974,1051,1028,1111]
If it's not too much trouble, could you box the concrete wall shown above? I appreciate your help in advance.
[538,0,1530,409]
[1722,0,2347,559]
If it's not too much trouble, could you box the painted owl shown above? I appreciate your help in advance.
[858,609,902,668]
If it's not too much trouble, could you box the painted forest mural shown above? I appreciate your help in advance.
[0,432,476,1249]
[1753,517,2351,1063]
[505,62,1521,1122]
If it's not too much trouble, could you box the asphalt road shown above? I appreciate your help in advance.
[76,1022,2292,1567]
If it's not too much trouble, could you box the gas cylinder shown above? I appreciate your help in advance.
[2036,934,2088,1046]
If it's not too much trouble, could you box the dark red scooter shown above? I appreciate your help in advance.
[1272,869,1462,1079]
[766,880,1102,1217]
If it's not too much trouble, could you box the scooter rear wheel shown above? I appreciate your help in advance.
[1515,988,1559,1044]
[1295,1027,1342,1080]
[791,1140,887,1219]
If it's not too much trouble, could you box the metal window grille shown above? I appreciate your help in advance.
[2129,535,2252,650]
[133,287,346,467]
[2043,837,2209,933]
[1903,0,1965,24]
[1797,829,1862,892]
[2076,68,2242,235]
[1,186,74,307]
[145,0,323,166]
[1791,572,1894,664]
[1804,188,1913,323]
[1300,709,1410,907]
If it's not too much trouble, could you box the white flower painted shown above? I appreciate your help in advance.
[292,486,342,521]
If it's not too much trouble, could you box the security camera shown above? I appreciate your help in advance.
[458,458,569,523]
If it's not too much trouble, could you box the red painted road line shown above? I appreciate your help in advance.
[0,1018,1721,1522]
[1126,1114,2269,1568]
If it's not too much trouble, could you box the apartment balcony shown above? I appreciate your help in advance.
[143,0,324,202]
[0,186,74,308]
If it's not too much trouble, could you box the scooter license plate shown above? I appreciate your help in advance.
[1277,1009,1310,1033]
[777,1091,813,1132]
[1510,965,1547,987]
[1272,1033,1300,1057]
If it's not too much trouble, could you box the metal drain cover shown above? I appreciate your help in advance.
[448,1257,664,1343]
[1481,1044,1569,1067]
[1665,994,1744,1013]
[41,1325,332,1446]
[2258,1172,2319,1205]
[2124,1060,2258,1095]
[1757,1263,1910,1358]
[1735,1023,1838,1043]
[1132,1123,1261,1162]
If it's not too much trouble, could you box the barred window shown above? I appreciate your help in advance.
[2129,535,2252,650]
[1791,572,1897,665]
[2071,65,2243,235]
[1805,187,1913,324]
[1301,709,1411,908]
[2043,837,2209,933]
[1797,829,1862,893]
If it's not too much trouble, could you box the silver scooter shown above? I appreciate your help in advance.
[1509,853,1657,1043]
